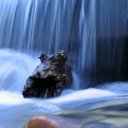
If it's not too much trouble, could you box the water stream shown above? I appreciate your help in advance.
[0,49,128,128]
[0,0,128,128]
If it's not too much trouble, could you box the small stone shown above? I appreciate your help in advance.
[27,116,59,128]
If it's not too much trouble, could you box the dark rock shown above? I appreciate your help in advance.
[22,50,72,98]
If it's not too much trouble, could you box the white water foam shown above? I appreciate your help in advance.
[0,49,39,92]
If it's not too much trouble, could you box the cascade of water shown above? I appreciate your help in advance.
[0,0,76,52]
[0,0,96,87]
[79,0,96,85]
[0,0,128,87]
[96,0,128,83]
[0,1,128,127]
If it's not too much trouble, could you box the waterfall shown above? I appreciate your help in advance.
[0,0,96,87]
[1,1,128,127]
[96,0,128,84]
[0,0,128,87]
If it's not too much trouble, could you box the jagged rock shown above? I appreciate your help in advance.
[22,50,72,98]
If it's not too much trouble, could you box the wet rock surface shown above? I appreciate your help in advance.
[22,50,72,98]
[27,116,59,128]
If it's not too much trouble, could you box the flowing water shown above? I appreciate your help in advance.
[0,49,128,128]
[0,0,128,128]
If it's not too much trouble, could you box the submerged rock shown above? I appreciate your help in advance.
[22,50,72,98]
[27,116,59,128]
